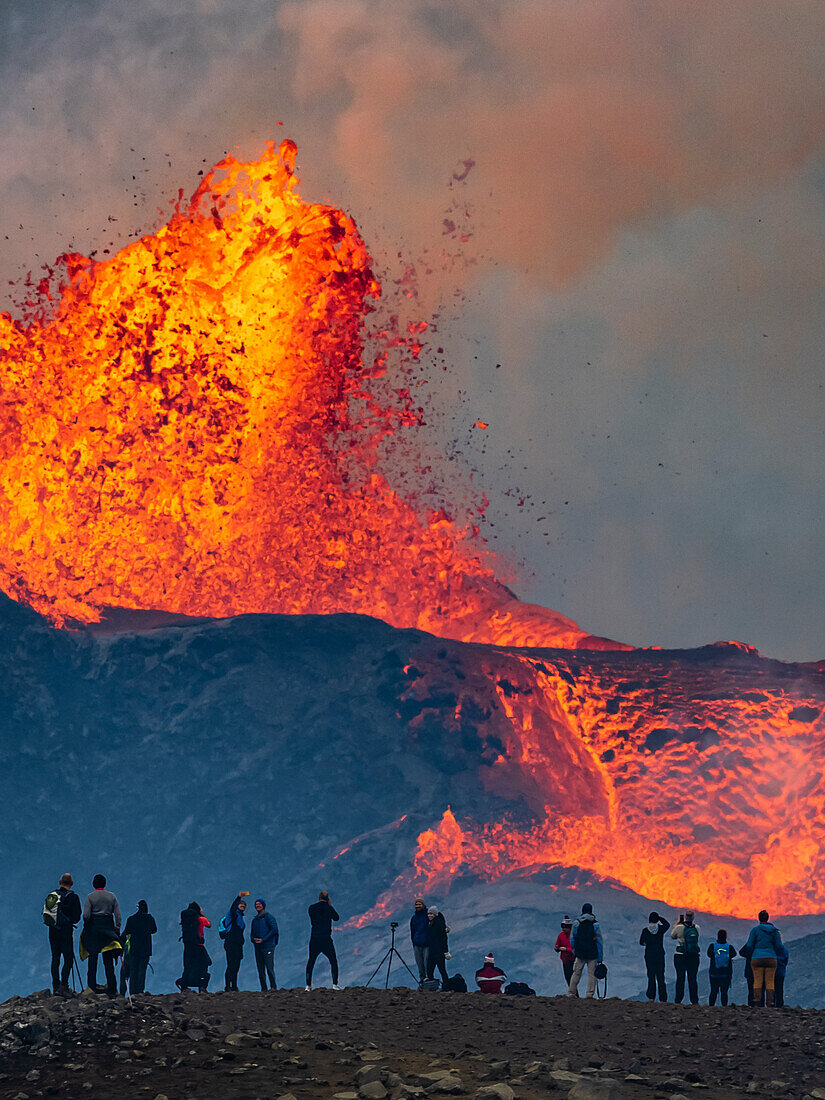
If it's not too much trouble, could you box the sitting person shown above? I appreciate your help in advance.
[475,952,507,993]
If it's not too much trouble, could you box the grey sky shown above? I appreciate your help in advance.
[1,0,823,659]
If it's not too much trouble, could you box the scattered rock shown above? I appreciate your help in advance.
[360,1082,388,1100]
[356,1065,384,1086]
[567,1080,621,1100]
[475,1085,515,1100]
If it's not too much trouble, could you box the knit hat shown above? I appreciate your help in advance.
[561,915,572,926]
[415,897,425,905]
[255,898,266,908]
[428,906,438,916]
[484,953,495,964]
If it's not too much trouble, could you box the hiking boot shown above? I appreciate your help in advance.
[304,985,311,992]
[174,978,186,992]
[332,985,342,991]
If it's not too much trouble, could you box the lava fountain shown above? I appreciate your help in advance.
[0,141,618,650]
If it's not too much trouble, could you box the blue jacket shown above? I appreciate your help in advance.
[410,910,429,947]
[570,913,603,962]
[745,922,783,960]
[251,910,279,947]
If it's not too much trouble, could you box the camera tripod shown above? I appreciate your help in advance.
[366,921,419,989]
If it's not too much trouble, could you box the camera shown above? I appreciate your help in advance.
[390,921,399,929]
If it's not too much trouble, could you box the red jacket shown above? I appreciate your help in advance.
[475,964,506,993]
[555,930,574,963]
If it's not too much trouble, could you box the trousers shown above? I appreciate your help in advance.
[709,975,731,1006]
[255,944,277,990]
[49,927,74,989]
[562,957,574,988]
[413,944,428,981]
[426,950,448,984]
[645,955,667,1001]
[224,942,243,990]
[752,958,777,1005]
[307,935,338,985]
[568,957,597,998]
[674,953,699,1004]
[88,950,117,994]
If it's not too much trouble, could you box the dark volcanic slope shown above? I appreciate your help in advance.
[3,988,825,1100]
[0,593,823,1001]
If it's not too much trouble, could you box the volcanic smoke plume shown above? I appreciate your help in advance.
[0,142,822,920]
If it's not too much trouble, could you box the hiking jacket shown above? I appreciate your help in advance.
[707,940,737,977]
[745,921,783,960]
[426,913,449,956]
[56,887,81,929]
[639,917,670,958]
[554,930,574,964]
[475,964,506,993]
[410,910,429,946]
[670,920,700,955]
[570,913,603,962]
[251,910,279,946]
[225,896,246,946]
[123,911,157,958]
[83,888,121,928]
[309,900,339,938]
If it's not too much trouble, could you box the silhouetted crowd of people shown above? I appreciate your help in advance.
[43,873,790,1006]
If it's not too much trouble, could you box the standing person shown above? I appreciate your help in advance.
[251,898,279,991]
[222,893,248,992]
[475,953,507,993]
[707,929,737,1006]
[739,940,755,1006]
[176,902,211,992]
[305,890,341,991]
[744,909,783,1008]
[122,900,156,995]
[555,916,575,991]
[44,872,82,997]
[81,874,122,996]
[567,903,603,999]
[639,911,670,1002]
[775,939,789,1008]
[410,898,429,985]
[671,909,700,1004]
[425,906,450,988]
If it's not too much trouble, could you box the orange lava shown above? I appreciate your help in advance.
[0,140,616,648]
[357,645,825,919]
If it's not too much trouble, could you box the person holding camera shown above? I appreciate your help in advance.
[410,898,429,984]
[305,890,341,990]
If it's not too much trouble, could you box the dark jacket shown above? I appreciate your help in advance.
[56,887,82,930]
[410,910,429,947]
[776,942,789,979]
[123,908,156,958]
[251,910,279,947]
[707,940,737,977]
[426,913,448,956]
[309,900,339,938]
[224,896,246,946]
[639,917,670,958]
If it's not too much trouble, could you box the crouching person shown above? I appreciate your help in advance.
[567,903,603,999]
[475,953,506,993]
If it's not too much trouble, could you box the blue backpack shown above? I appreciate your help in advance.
[713,943,732,969]
[218,908,234,940]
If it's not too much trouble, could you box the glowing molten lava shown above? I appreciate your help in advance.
[0,141,617,650]
[357,643,824,919]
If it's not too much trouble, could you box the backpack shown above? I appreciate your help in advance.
[594,961,608,999]
[713,943,732,969]
[574,918,597,957]
[443,973,467,993]
[218,908,233,941]
[504,981,536,997]
[43,891,60,927]
[180,908,201,945]
[683,924,700,956]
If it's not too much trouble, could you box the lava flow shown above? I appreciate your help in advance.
[0,140,616,650]
[1,139,822,918]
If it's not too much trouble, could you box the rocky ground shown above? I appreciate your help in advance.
[1,988,825,1100]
